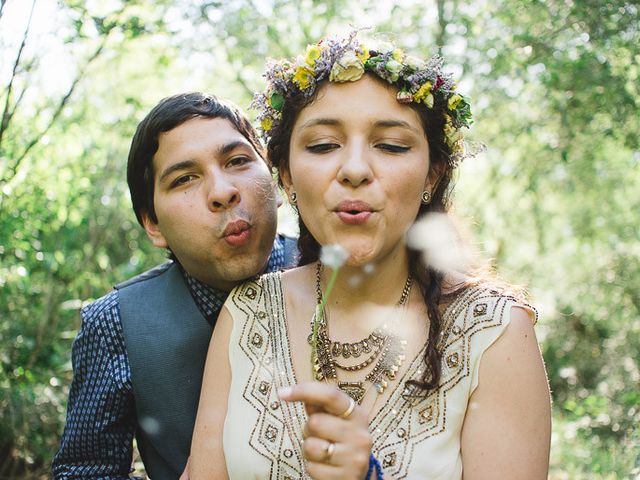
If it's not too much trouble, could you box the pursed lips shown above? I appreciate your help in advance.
[222,219,252,246]
[334,200,375,225]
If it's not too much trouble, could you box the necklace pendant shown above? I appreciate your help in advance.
[338,381,366,404]
[374,379,389,394]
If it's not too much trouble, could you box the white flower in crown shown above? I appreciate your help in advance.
[329,51,365,83]
[405,55,426,71]
[319,244,350,269]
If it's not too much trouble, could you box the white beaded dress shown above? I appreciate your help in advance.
[222,272,535,479]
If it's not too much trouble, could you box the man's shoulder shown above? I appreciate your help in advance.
[115,261,176,291]
[80,262,177,323]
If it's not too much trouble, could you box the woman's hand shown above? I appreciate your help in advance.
[279,382,372,480]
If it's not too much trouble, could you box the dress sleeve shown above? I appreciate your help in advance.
[52,291,141,479]
[468,296,538,396]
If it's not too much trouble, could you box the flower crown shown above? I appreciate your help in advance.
[251,31,473,167]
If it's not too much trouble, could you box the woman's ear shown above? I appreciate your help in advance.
[425,162,447,194]
[280,168,294,197]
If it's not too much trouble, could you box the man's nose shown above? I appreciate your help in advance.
[336,141,373,187]
[206,173,240,211]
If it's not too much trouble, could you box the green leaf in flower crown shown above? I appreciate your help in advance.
[270,93,284,111]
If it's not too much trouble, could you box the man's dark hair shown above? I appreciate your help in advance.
[127,92,263,226]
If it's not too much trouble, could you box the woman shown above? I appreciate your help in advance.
[191,32,551,479]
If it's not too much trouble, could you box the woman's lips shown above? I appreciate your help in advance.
[334,200,374,225]
[223,220,252,246]
[336,211,372,224]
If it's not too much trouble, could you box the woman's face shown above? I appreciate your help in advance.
[285,75,432,266]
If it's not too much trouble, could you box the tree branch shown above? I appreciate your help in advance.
[435,0,447,53]
[0,0,37,149]
[0,40,107,185]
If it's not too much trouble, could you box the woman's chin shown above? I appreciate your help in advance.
[343,247,378,268]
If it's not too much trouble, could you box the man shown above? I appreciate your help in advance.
[52,92,297,479]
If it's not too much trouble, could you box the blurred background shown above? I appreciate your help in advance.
[0,0,638,478]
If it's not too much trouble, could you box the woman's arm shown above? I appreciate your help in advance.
[461,306,551,479]
[189,306,234,480]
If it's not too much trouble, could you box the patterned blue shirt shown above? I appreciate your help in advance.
[52,236,289,479]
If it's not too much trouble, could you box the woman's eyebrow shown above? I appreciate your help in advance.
[373,119,421,133]
[297,118,342,130]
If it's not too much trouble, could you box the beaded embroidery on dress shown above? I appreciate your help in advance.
[222,272,536,480]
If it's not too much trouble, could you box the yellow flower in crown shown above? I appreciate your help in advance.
[444,123,463,146]
[329,51,365,82]
[413,81,434,108]
[448,94,462,110]
[356,44,370,63]
[305,44,322,67]
[451,139,466,156]
[260,117,273,132]
[293,65,314,90]
[392,49,404,62]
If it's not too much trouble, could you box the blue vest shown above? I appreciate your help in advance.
[116,238,297,479]
[117,262,208,479]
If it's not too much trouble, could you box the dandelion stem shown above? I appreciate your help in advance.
[311,265,340,376]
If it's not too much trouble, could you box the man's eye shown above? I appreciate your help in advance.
[377,144,411,153]
[171,174,197,187]
[227,156,252,167]
[306,143,340,153]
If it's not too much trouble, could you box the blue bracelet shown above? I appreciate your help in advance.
[365,453,383,480]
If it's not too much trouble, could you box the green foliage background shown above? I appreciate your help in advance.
[0,0,638,478]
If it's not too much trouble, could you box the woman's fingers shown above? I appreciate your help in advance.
[302,437,340,463]
[278,382,362,420]
[280,383,372,479]
[303,437,371,480]
[304,412,369,446]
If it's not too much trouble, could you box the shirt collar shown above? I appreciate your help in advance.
[179,235,288,325]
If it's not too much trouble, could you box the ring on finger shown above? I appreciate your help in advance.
[339,397,356,419]
[323,441,335,463]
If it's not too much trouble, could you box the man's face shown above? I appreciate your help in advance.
[142,117,278,291]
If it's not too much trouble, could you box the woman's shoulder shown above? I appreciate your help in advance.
[436,281,537,356]
[443,279,537,326]
[226,271,284,309]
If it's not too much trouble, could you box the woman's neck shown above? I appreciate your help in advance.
[319,245,411,315]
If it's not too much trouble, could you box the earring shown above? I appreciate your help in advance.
[290,192,297,205]
[421,190,431,204]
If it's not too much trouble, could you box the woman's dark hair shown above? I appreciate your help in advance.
[127,92,264,226]
[267,74,460,393]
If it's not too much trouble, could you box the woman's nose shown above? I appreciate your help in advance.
[336,142,373,187]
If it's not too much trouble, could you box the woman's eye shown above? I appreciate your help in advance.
[377,144,411,153]
[306,143,339,153]
[171,174,197,187]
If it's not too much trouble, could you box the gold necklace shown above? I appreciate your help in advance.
[310,262,412,404]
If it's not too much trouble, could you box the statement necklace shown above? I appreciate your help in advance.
[309,263,412,404]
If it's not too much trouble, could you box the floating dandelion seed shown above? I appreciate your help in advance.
[347,274,363,288]
[407,213,469,274]
[320,244,349,269]
[363,263,376,274]
[139,415,161,435]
